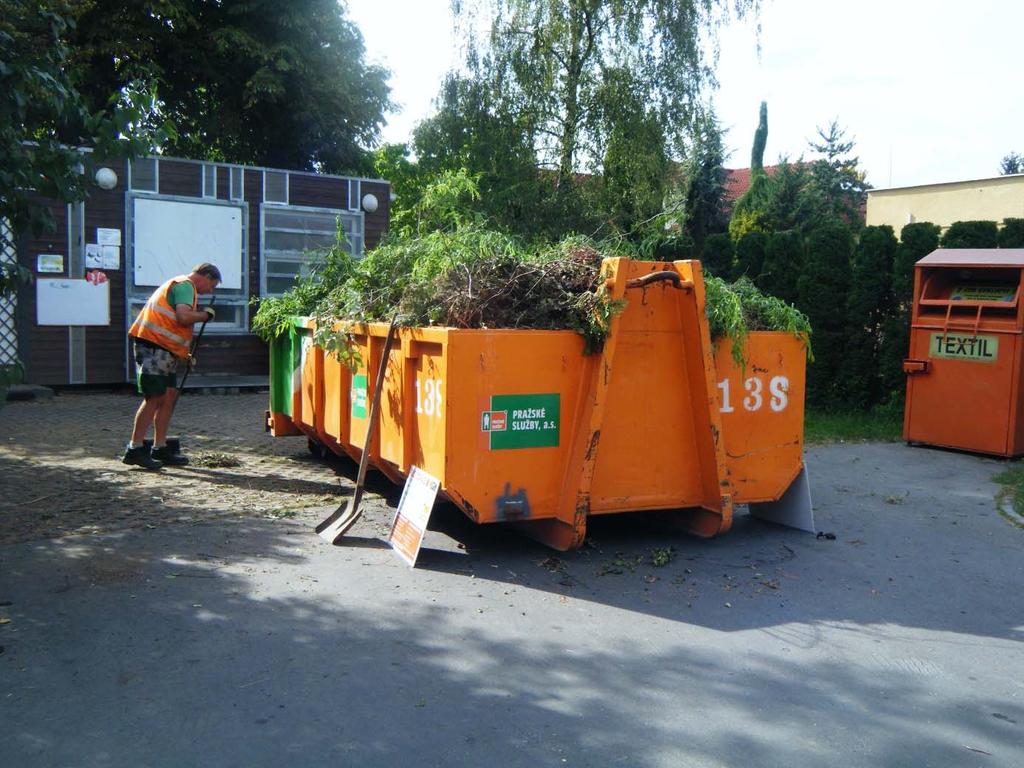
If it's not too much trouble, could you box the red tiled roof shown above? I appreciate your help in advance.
[724,165,779,203]
[724,164,867,225]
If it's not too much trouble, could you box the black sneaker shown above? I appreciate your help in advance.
[151,445,189,466]
[122,445,163,470]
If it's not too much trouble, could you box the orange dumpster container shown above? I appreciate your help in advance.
[903,249,1024,456]
[267,258,813,550]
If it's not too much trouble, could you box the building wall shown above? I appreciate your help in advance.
[19,195,72,385]
[16,155,390,386]
[867,175,1024,232]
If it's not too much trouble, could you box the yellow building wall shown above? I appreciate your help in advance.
[866,175,1024,233]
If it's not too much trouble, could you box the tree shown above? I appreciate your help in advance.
[879,221,940,408]
[999,218,1024,248]
[1,0,169,394]
[733,231,768,281]
[807,120,869,225]
[700,233,733,277]
[413,73,549,236]
[595,68,667,236]
[677,109,730,252]
[371,143,426,230]
[1000,152,1023,175]
[454,0,757,192]
[797,221,853,407]
[759,158,823,234]
[842,225,897,409]
[940,220,998,249]
[1,0,169,272]
[729,102,773,240]
[891,222,939,303]
[758,230,803,305]
[67,0,390,173]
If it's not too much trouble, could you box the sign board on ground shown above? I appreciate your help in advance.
[389,465,440,567]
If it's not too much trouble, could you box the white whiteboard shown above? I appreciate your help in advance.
[37,279,110,325]
[133,197,243,289]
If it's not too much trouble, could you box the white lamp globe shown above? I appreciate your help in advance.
[95,167,118,190]
[361,193,378,213]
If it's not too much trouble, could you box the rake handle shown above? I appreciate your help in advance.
[351,316,400,504]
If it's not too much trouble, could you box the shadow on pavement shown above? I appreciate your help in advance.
[1,517,1021,768]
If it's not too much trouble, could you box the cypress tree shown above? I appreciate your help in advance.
[998,218,1024,248]
[879,222,940,409]
[701,233,734,277]
[842,225,898,409]
[940,220,999,248]
[758,230,803,304]
[892,222,940,301]
[728,102,772,240]
[732,231,768,281]
[797,221,853,408]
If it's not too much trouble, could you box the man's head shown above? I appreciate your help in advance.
[190,263,222,293]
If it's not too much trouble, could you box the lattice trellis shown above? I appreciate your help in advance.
[0,218,18,367]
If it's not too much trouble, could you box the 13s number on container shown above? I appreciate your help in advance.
[717,376,789,413]
[415,379,443,418]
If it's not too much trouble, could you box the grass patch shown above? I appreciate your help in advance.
[991,466,1024,528]
[804,409,903,444]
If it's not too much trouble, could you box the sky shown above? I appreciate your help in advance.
[346,0,1024,190]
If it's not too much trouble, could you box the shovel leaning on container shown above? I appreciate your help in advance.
[316,315,399,544]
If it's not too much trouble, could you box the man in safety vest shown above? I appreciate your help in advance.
[122,263,221,469]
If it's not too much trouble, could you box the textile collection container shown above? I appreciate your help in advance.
[903,249,1024,457]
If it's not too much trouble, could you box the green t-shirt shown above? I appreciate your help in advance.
[168,280,195,309]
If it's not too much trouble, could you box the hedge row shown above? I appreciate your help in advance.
[941,218,1024,249]
[700,217,1024,410]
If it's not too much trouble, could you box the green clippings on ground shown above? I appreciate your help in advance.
[990,466,1024,528]
[649,546,675,567]
[190,451,243,468]
[263,508,297,520]
[598,552,644,576]
[804,410,903,444]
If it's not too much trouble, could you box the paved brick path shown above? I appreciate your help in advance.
[0,391,359,544]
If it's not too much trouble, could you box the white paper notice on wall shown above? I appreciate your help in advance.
[37,279,110,326]
[97,228,121,247]
[86,243,103,268]
[101,245,120,270]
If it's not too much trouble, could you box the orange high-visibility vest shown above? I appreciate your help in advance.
[129,275,197,358]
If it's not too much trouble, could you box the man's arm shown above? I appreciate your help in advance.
[175,304,214,325]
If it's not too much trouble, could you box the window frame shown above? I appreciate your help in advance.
[263,170,289,205]
[259,203,363,298]
[202,164,218,199]
[128,157,159,193]
[124,192,250,341]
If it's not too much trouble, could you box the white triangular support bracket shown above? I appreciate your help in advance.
[749,464,815,533]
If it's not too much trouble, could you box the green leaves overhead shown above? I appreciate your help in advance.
[454,0,758,182]
[1,0,171,260]
[67,0,391,172]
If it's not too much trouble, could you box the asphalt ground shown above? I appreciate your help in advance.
[1,393,1022,767]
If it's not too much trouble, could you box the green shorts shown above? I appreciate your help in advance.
[137,371,178,396]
